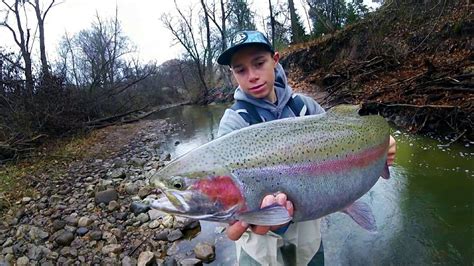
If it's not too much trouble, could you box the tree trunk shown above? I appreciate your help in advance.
[33,0,49,76]
[269,0,275,46]
[288,0,301,43]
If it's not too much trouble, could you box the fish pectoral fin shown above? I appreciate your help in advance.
[237,205,292,226]
[341,200,377,232]
[381,162,390,179]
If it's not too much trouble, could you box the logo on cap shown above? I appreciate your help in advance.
[232,32,247,46]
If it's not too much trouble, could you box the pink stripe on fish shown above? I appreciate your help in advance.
[253,140,388,176]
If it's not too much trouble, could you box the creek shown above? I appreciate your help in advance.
[149,104,473,265]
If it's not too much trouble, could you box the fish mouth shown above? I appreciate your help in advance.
[151,189,192,214]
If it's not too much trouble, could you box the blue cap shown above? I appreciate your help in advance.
[217,30,274,65]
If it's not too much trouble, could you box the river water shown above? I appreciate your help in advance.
[149,104,473,265]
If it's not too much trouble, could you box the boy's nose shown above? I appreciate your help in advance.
[248,69,259,83]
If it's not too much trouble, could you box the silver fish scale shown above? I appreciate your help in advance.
[151,106,389,222]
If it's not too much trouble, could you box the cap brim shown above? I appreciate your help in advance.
[217,43,274,66]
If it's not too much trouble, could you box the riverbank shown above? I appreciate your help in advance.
[0,117,216,265]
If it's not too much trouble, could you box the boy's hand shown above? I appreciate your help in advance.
[226,192,294,241]
[387,135,396,166]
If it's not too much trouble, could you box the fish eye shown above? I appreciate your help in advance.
[171,176,185,190]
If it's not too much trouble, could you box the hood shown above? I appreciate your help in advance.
[233,63,293,113]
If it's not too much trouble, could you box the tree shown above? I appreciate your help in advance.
[307,0,346,35]
[288,0,306,43]
[161,0,214,102]
[228,0,255,34]
[0,0,34,93]
[28,0,56,76]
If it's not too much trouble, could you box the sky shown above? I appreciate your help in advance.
[0,0,379,65]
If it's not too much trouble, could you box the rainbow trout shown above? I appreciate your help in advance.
[150,105,390,231]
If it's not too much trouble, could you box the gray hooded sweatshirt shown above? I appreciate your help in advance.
[217,63,325,137]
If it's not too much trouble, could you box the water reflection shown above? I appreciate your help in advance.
[150,105,473,265]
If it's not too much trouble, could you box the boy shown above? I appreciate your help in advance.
[216,30,396,266]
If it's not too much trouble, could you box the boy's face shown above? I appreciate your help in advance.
[230,46,279,102]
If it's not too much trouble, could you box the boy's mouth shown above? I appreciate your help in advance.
[249,82,266,93]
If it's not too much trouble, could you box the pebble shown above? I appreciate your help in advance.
[95,189,118,204]
[55,231,74,246]
[16,256,29,266]
[167,229,183,242]
[77,216,92,227]
[136,213,150,223]
[101,244,122,254]
[148,209,166,220]
[130,202,150,215]
[108,200,120,211]
[194,243,215,263]
[148,219,161,229]
[89,231,103,241]
[76,227,89,236]
[137,251,155,266]
[122,256,137,266]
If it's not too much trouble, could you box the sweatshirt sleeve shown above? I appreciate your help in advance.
[217,109,249,138]
[297,94,326,115]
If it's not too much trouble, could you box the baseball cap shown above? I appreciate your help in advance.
[217,30,274,66]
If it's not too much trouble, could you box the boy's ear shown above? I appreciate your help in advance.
[273,52,280,66]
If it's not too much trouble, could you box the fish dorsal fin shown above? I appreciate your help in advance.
[341,200,377,232]
[328,105,361,117]
[237,205,292,226]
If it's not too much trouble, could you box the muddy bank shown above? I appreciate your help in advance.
[0,119,216,265]
[280,1,473,141]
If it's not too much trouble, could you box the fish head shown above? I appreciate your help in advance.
[150,169,245,222]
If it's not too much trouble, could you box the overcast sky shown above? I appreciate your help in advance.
[0,0,379,65]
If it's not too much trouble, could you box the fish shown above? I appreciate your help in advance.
[149,105,390,231]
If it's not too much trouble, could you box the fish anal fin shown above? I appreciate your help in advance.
[237,204,292,226]
[341,200,377,232]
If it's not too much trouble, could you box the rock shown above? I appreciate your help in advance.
[115,212,128,221]
[138,187,152,199]
[16,256,29,266]
[64,214,79,226]
[95,189,118,204]
[131,158,146,167]
[77,216,92,227]
[111,228,123,239]
[162,215,174,228]
[108,200,120,211]
[148,219,161,229]
[179,258,202,266]
[26,244,44,260]
[101,244,122,254]
[52,220,66,231]
[2,237,13,247]
[125,183,139,195]
[148,209,166,221]
[136,213,150,223]
[76,227,89,236]
[122,255,137,266]
[137,251,155,266]
[21,197,32,204]
[153,229,169,241]
[89,230,102,241]
[86,203,95,210]
[103,231,118,244]
[55,231,75,246]
[193,243,215,263]
[2,246,13,255]
[28,226,49,241]
[130,202,150,215]
[167,229,183,242]
[163,256,177,266]
[108,168,126,179]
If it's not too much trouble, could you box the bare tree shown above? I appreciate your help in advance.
[0,0,34,93]
[28,0,56,76]
[161,0,211,102]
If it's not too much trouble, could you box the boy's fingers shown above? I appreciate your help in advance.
[286,200,294,216]
[261,194,276,208]
[226,221,249,241]
[276,193,287,205]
